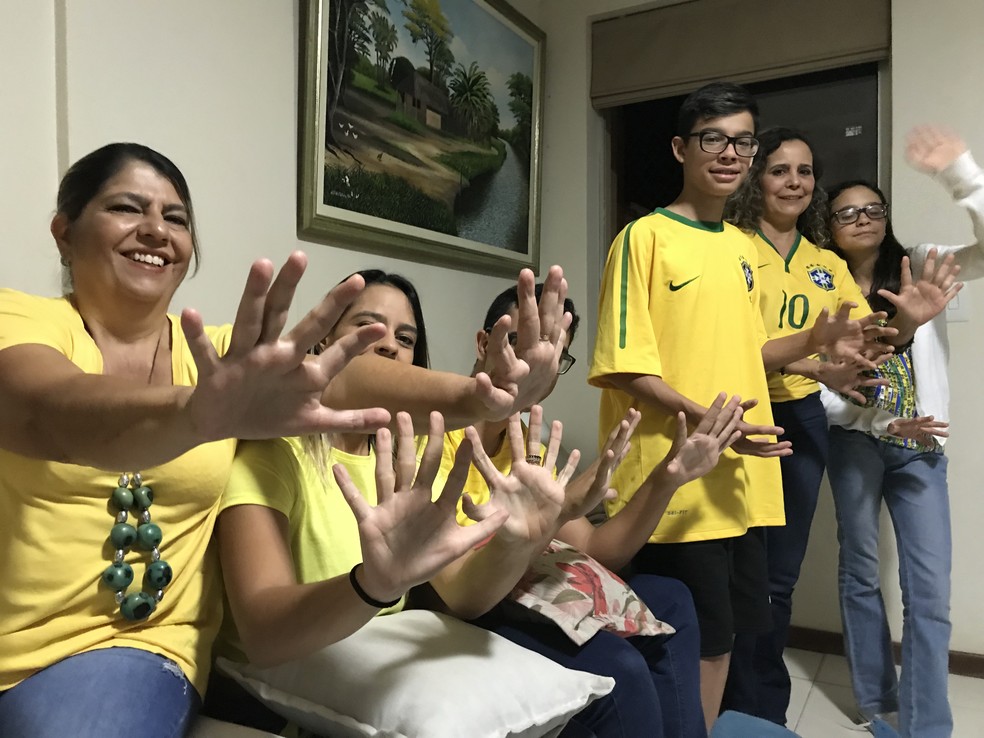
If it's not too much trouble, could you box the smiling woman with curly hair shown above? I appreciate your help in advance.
[721,126,880,726]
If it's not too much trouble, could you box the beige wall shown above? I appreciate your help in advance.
[2,0,982,653]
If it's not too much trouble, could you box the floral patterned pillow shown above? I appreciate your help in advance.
[504,539,675,645]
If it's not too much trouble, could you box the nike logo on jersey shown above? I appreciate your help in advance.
[668,277,699,291]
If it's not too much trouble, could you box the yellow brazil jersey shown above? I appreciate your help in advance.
[588,209,783,544]
[753,230,869,402]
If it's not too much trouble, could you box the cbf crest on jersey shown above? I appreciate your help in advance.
[806,264,835,291]
[739,256,754,291]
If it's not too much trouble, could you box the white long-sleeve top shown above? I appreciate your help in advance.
[821,151,984,445]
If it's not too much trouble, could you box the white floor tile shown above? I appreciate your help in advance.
[949,672,984,710]
[952,702,984,738]
[793,682,866,737]
[784,648,824,681]
[815,654,853,687]
[784,650,984,737]
[787,676,813,728]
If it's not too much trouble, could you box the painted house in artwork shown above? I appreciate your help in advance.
[390,57,450,130]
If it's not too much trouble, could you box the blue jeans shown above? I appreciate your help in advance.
[724,394,828,724]
[711,710,800,736]
[476,573,706,738]
[0,647,200,738]
[827,427,952,738]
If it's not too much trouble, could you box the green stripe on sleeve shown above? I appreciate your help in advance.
[619,221,635,349]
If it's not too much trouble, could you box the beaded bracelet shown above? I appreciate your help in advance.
[349,564,402,609]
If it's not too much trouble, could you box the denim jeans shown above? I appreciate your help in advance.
[724,393,829,724]
[0,647,201,738]
[475,573,706,738]
[827,427,952,738]
[711,710,800,737]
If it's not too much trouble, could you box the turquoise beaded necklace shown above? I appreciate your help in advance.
[97,323,171,621]
[102,472,172,620]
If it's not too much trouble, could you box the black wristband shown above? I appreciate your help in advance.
[349,564,402,609]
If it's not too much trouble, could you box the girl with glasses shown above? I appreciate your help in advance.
[818,125,981,738]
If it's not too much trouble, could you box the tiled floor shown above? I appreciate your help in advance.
[783,648,984,736]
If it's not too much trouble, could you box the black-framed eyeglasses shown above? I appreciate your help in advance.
[484,328,576,375]
[558,348,576,375]
[685,130,759,157]
[831,203,889,225]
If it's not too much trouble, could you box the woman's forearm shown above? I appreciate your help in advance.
[0,344,204,470]
[428,535,548,620]
[231,576,381,668]
[323,354,490,429]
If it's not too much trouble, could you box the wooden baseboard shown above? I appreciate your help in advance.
[788,626,984,679]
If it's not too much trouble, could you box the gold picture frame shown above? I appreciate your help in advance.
[297,0,545,276]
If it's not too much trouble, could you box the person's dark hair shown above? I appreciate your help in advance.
[341,269,430,369]
[56,143,201,273]
[826,180,906,316]
[482,283,580,343]
[724,127,830,246]
[677,81,759,137]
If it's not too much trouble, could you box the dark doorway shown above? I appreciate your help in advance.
[610,64,880,233]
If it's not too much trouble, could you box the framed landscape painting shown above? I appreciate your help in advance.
[298,0,545,276]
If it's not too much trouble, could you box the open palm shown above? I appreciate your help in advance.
[661,393,743,486]
[462,406,574,544]
[878,250,962,328]
[334,411,507,604]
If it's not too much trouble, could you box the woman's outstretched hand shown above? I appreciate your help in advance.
[183,252,392,443]
[887,415,949,445]
[560,408,641,522]
[335,411,509,605]
[878,249,963,330]
[656,393,744,488]
[462,406,575,544]
[479,267,572,420]
[809,303,896,370]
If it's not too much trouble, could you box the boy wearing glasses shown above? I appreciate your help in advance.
[587,81,873,730]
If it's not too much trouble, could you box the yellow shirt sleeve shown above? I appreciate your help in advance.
[590,220,663,386]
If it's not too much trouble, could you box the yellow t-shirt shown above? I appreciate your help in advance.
[752,230,869,401]
[215,438,408,660]
[588,210,784,543]
[0,289,235,696]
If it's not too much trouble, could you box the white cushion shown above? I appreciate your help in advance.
[216,609,614,738]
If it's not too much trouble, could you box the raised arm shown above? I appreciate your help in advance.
[906,126,984,278]
[0,254,390,470]
[322,266,571,429]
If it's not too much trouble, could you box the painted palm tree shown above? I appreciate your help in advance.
[448,61,497,142]
[368,11,398,83]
